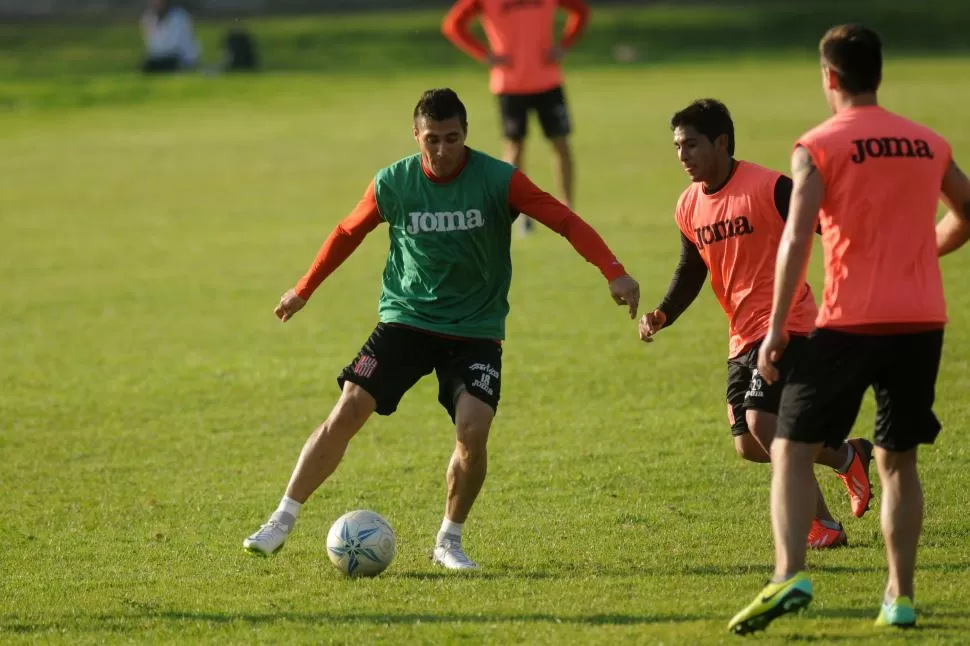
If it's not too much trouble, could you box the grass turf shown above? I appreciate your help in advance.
[2,3,970,644]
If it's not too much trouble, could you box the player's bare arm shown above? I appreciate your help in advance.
[758,146,822,383]
[641,232,707,342]
[937,159,970,256]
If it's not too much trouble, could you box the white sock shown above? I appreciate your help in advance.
[837,444,855,474]
[439,518,463,538]
[276,495,303,519]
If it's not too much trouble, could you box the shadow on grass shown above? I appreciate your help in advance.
[813,608,966,633]
[681,562,970,577]
[388,570,558,581]
[5,602,967,634]
[386,561,970,580]
[7,607,965,635]
[0,610,711,633]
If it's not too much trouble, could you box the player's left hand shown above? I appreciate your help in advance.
[274,288,307,323]
[757,328,790,385]
[609,274,640,319]
[546,45,566,63]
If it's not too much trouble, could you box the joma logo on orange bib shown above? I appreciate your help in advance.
[407,210,485,234]
[694,216,754,250]
[850,137,935,164]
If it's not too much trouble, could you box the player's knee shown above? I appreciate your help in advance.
[324,383,375,439]
[456,418,489,451]
[734,434,770,463]
[550,136,571,156]
[876,446,918,476]
[745,413,776,454]
[504,140,524,165]
[455,409,491,459]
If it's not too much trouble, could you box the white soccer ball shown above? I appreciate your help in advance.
[326,510,396,577]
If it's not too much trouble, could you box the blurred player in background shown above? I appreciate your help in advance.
[243,88,640,570]
[442,0,589,234]
[729,25,970,634]
[640,99,873,549]
[140,0,200,73]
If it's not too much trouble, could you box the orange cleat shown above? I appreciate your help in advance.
[807,518,847,549]
[837,438,874,518]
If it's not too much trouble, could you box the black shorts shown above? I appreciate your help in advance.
[777,328,943,452]
[498,85,571,141]
[337,323,502,422]
[726,336,808,437]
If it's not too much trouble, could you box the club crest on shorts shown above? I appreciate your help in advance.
[354,355,379,378]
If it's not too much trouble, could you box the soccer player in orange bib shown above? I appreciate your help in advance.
[641,99,872,549]
[442,0,589,234]
[729,25,970,634]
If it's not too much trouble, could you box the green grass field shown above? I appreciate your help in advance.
[2,4,970,644]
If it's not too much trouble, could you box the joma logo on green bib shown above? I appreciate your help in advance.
[406,210,485,234]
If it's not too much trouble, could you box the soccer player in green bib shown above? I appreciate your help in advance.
[244,88,640,569]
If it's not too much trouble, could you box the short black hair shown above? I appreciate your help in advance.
[670,99,735,156]
[413,88,468,131]
[820,24,882,95]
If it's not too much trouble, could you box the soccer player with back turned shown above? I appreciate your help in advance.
[729,25,970,634]
[641,99,873,549]
[243,88,640,571]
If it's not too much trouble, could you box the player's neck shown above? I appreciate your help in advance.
[703,158,737,195]
[834,92,878,112]
[422,148,469,184]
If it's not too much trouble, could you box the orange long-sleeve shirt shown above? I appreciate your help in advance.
[442,0,590,95]
[295,160,624,300]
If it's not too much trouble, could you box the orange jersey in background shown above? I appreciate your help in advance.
[675,162,818,358]
[442,0,590,95]
[797,106,952,329]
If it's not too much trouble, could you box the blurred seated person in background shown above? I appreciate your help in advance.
[141,0,201,73]
[221,28,259,72]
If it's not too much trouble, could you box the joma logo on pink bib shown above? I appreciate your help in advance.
[406,210,485,234]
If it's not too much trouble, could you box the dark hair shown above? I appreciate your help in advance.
[413,88,467,131]
[819,24,882,95]
[670,99,735,156]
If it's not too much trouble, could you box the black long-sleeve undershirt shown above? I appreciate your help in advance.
[656,175,793,328]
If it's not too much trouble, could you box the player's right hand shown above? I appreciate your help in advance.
[274,288,307,323]
[757,327,789,385]
[638,309,667,342]
[486,53,511,67]
[545,45,566,63]
[609,274,640,319]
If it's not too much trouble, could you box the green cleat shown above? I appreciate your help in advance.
[875,596,916,628]
[728,572,813,635]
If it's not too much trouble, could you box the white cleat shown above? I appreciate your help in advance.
[432,533,479,570]
[243,511,294,556]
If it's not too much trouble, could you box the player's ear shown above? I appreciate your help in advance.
[412,125,420,142]
[822,64,839,91]
[715,133,729,155]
